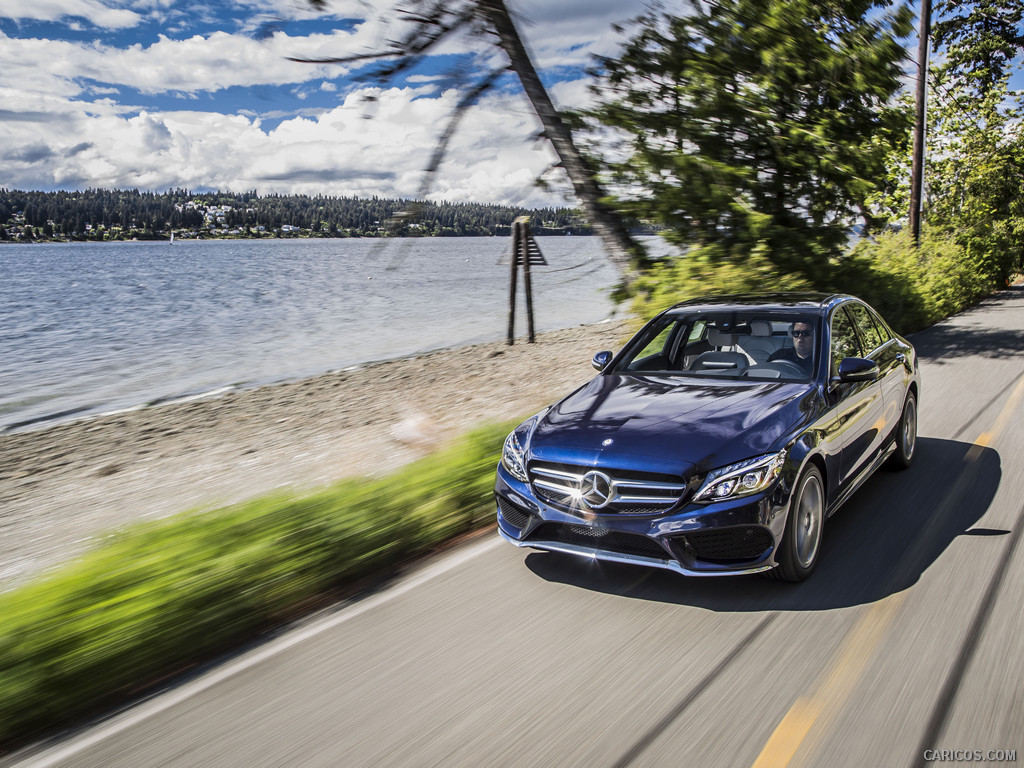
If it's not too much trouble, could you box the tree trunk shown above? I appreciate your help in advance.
[479,0,646,288]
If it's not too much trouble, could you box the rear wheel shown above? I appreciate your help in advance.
[770,465,824,582]
[887,391,917,470]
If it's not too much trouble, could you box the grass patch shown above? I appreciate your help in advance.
[0,421,514,750]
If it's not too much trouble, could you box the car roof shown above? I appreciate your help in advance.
[663,292,848,316]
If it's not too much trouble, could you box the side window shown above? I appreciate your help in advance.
[632,323,674,362]
[687,320,707,344]
[846,303,884,353]
[868,307,893,343]
[830,307,862,377]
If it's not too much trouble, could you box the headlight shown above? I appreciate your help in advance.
[500,409,548,483]
[502,430,529,482]
[693,451,786,503]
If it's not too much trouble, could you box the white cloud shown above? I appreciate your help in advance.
[406,74,452,84]
[499,0,651,70]
[548,78,596,110]
[0,84,568,205]
[0,0,659,205]
[0,0,141,28]
[0,29,382,98]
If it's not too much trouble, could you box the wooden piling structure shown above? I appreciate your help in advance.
[522,222,536,343]
[507,221,520,345]
[506,217,546,345]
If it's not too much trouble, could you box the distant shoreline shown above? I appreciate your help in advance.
[2,188,673,243]
[0,230,623,245]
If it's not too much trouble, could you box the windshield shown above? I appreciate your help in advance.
[611,310,818,382]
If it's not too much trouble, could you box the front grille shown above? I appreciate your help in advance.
[675,527,774,564]
[528,461,687,515]
[497,497,531,529]
[616,504,673,515]
[527,523,669,560]
[534,484,574,507]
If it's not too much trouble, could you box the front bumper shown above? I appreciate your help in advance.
[495,463,792,577]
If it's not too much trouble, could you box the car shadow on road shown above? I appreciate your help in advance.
[523,436,1001,611]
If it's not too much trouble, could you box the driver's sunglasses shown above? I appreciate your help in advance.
[790,329,813,338]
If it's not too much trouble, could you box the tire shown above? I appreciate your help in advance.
[770,464,824,582]
[886,391,917,470]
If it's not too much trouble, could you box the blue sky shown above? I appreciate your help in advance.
[0,0,655,206]
[2,1,1011,207]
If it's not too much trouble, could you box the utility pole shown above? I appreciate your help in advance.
[909,0,931,245]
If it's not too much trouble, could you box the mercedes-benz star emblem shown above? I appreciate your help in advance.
[579,471,614,509]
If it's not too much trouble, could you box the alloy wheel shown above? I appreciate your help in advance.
[902,396,917,462]
[795,474,823,569]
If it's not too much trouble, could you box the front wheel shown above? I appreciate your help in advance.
[887,391,917,470]
[770,465,824,582]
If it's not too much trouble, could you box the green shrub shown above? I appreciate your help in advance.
[628,229,1009,335]
[0,421,513,748]
[630,243,811,326]
[832,228,992,333]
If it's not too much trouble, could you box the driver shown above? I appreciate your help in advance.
[768,320,815,375]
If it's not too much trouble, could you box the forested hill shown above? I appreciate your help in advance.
[0,188,613,241]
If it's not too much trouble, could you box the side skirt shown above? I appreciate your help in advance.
[826,442,897,518]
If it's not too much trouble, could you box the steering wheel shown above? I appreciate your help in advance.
[770,359,807,377]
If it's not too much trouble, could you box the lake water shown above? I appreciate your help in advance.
[0,236,632,431]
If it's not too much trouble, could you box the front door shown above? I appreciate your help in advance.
[829,305,886,492]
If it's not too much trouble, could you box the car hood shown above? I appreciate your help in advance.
[529,373,816,476]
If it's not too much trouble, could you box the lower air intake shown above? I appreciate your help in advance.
[679,527,774,564]
[528,523,668,560]
[497,497,531,529]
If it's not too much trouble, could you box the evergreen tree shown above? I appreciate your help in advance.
[933,0,1023,101]
[584,0,914,284]
[0,187,601,239]
[923,1,1024,286]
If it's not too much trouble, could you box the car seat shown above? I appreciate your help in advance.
[689,329,749,372]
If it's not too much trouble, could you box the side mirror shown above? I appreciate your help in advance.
[592,350,613,372]
[835,357,879,384]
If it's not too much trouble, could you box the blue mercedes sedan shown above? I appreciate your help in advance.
[495,294,920,581]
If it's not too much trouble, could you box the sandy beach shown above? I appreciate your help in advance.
[0,318,633,589]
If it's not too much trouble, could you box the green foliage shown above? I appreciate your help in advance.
[630,243,811,323]
[871,1,1024,299]
[933,0,1024,101]
[0,421,513,748]
[585,0,914,285]
[859,0,1024,326]
[925,69,1024,286]
[618,1,1022,329]
[864,92,917,225]
[830,228,991,332]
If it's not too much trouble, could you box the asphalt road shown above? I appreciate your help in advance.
[7,287,1024,768]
